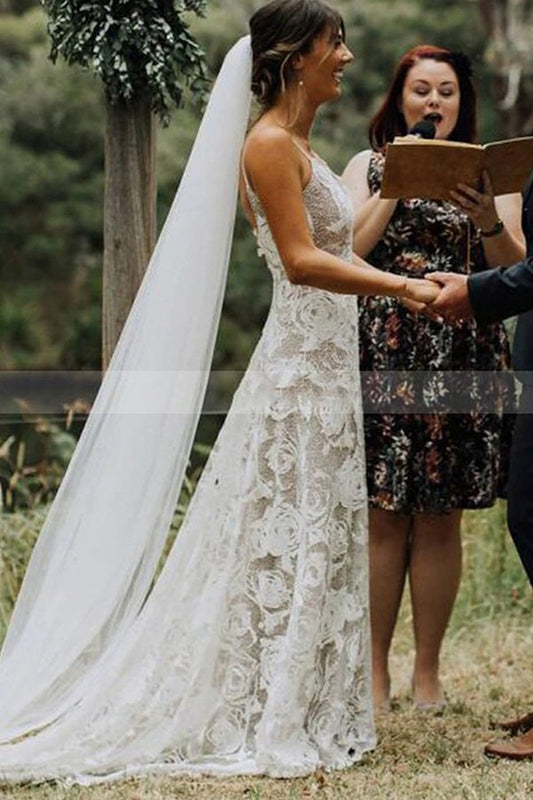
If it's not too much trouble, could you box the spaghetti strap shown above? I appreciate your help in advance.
[241,136,313,194]
[240,153,252,191]
[239,152,257,231]
[290,137,314,162]
[240,135,315,224]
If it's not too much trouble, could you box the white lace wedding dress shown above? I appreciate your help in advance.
[0,151,374,784]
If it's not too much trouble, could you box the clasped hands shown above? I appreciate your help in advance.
[403,272,471,324]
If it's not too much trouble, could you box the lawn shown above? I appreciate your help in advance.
[0,503,531,799]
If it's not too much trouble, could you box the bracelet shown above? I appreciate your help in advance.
[393,277,408,297]
[480,218,504,238]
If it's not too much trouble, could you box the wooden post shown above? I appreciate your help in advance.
[102,95,156,368]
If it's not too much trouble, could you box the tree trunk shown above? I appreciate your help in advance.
[479,0,533,137]
[103,95,156,368]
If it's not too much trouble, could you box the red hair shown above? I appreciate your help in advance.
[368,45,477,151]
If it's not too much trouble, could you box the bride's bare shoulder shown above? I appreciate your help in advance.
[242,123,306,196]
[243,124,296,163]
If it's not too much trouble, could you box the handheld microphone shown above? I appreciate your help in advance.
[408,120,436,139]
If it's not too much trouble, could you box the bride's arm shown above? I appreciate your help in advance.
[243,129,437,304]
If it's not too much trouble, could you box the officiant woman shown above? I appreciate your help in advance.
[342,45,525,712]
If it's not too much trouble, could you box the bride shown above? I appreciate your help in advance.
[0,0,437,783]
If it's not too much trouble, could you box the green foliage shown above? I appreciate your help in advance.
[0,8,104,367]
[0,412,77,511]
[58,261,102,368]
[452,503,532,625]
[0,435,204,637]
[0,505,44,637]
[0,5,45,57]
[0,0,40,14]
[0,0,516,375]
[0,287,50,367]
[42,0,209,122]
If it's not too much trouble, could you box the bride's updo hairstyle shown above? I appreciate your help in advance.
[250,0,345,111]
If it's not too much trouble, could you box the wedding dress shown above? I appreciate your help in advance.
[0,41,374,784]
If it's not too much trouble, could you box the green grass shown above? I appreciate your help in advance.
[0,619,531,799]
[2,501,529,644]
[0,502,532,799]
[453,504,531,626]
[0,505,44,640]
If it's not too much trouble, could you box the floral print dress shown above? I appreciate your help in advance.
[358,152,515,514]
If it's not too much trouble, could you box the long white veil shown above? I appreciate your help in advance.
[0,36,252,743]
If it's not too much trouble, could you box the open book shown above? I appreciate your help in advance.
[381,136,533,199]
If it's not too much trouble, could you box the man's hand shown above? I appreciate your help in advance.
[426,272,472,322]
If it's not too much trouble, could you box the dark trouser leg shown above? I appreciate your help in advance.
[507,386,533,587]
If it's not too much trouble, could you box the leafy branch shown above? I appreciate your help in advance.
[42,0,209,122]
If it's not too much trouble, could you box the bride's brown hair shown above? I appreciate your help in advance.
[250,0,345,111]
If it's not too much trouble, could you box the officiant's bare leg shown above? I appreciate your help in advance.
[369,509,411,710]
[409,510,462,706]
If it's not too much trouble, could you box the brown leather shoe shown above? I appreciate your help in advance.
[484,728,533,761]
[490,710,533,735]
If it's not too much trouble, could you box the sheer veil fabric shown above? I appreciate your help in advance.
[0,34,375,784]
[0,37,252,748]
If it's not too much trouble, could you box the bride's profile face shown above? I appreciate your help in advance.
[295,27,353,105]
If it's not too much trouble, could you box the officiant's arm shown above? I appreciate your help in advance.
[450,172,525,267]
[342,150,398,257]
[242,130,436,304]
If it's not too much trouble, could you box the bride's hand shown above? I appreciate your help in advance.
[400,281,443,322]
[399,296,426,314]
[398,296,441,322]
[404,277,440,305]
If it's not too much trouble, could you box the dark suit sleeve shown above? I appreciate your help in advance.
[467,256,533,324]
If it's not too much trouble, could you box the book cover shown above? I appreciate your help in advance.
[381,136,533,200]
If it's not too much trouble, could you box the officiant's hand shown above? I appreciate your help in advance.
[449,171,499,232]
[425,272,472,322]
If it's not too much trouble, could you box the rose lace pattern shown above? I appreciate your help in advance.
[0,156,375,784]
